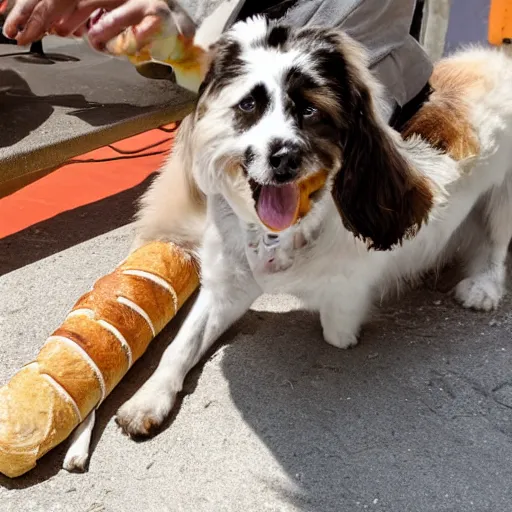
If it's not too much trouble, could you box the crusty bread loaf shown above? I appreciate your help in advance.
[0,241,199,478]
[104,14,206,93]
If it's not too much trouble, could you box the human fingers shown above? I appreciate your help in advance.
[86,0,151,50]
[0,0,13,15]
[69,7,103,37]
[87,0,196,51]
[52,0,121,36]
[2,0,39,39]
[7,0,77,44]
[131,13,161,47]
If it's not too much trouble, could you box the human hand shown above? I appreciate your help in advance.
[1,0,195,51]
[66,0,196,52]
[2,0,83,44]
[0,0,12,14]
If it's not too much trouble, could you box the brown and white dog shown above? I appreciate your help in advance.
[64,16,512,470]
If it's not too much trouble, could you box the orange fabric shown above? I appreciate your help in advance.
[0,125,177,239]
[488,0,512,45]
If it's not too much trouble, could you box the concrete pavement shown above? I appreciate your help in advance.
[1,190,512,511]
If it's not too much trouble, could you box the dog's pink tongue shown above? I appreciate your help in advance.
[256,183,300,231]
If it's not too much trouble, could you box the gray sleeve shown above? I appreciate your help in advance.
[278,0,434,118]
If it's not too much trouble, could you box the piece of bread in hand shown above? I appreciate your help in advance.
[0,241,199,478]
[102,0,244,93]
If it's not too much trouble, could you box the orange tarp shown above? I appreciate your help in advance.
[0,125,178,239]
[488,0,512,45]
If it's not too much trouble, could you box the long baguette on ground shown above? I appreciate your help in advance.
[0,241,199,478]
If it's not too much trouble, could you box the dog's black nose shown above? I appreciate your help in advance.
[268,144,302,183]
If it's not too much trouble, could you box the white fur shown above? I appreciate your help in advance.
[63,410,95,472]
[68,21,512,452]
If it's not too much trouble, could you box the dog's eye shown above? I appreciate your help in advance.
[238,95,256,113]
[302,104,318,118]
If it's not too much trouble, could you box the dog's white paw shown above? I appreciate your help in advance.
[63,450,89,473]
[116,386,176,438]
[322,322,359,349]
[454,275,503,311]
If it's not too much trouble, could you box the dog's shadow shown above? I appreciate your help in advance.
[219,286,512,509]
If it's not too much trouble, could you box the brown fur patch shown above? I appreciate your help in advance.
[303,87,340,119]
[177,118,206,211]
[328,32,435,250]
[186,166,205,211]
[400,59,490,161]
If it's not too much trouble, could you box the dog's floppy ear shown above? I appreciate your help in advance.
[324,32,434,250]
[329,39,434,250]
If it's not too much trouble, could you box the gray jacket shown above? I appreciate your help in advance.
[185,0,432,119]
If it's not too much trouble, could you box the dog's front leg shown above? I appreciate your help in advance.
[318,283,372,349]
[62,410,96,472]
[116,256,260,437]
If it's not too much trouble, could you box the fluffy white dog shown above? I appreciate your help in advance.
[65,17,512,471]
